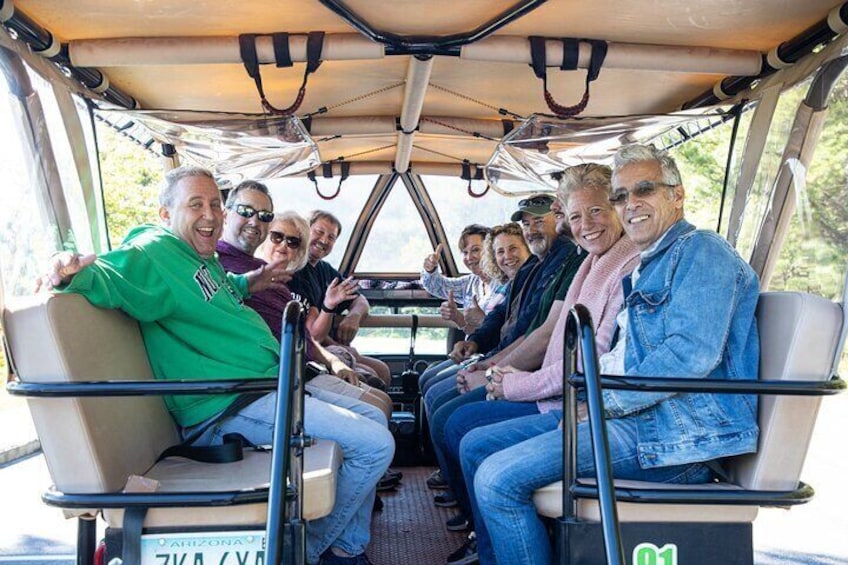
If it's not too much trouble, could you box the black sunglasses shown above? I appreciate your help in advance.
[233,203,274,223]
[269,231,302,249]
[518,195,555,208]
[609,181,676,206]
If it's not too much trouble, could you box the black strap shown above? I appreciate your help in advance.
[529,36,548,81]
[239,33,263,97]
[122,507,147,565]
[585,39,608,82]
[308,160,349,200]
[157,433,252,464]
[272,32,292,67]
[408,314,419,371]
[238,31,324,115]
[706,458,732,482]
[164,393,264,461]
[305,31,325,74]
[460,160,472,181]
[528,36,608,118]
[560,38,579,71]
[462,160,488,198]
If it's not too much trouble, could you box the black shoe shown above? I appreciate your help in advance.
[433,492,458,508]
[385,467,404,482]
[377,474,400,491]
[373,494,384,512]
[446,532,478,565]
[426,469,449,489]
[446,513,470,532]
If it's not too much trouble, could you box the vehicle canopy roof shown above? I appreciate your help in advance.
[4,0,847,183]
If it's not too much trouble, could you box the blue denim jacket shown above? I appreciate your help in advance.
[603,220,760,469]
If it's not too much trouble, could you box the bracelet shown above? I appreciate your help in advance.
[320,303,335,313]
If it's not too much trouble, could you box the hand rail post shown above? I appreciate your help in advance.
[266,301,306,565]
[568,305,625,565]
[557,305,580,563]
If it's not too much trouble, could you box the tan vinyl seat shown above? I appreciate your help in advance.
[2,292,341,527]
[533,291,846,523]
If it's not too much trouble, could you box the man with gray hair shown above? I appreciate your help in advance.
[462,144,761,565]
[40,166,394,565]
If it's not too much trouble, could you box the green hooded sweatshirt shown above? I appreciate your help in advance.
[62,224,280,427]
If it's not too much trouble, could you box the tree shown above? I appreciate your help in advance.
[96,122,162,248]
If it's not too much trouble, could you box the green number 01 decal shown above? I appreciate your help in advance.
[632,542,678,565]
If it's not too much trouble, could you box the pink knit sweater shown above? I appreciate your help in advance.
[501,235,640,413]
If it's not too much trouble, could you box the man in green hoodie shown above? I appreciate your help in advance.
[40,165,394,565]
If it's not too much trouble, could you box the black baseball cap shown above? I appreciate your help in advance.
[510,193,556,222]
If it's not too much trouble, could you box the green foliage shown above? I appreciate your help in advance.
[671,85,847,302]
[96,122,162,248]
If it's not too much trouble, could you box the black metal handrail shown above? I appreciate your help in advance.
[567,374,846,396]
[6,301,309,565]
[268,300,309,565]
[559,304,847,565]
[317,0,548,56]
[7,378,278,397]
[560,304,624,565]
[570,481,815,506]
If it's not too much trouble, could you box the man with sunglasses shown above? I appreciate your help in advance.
[40,167,394,565]
[464,145,760,565]
[289,210,392,389]
[217,181,394,417]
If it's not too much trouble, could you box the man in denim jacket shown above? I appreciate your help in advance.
[459,145,760,565]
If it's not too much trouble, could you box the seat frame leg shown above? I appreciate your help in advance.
[77,516,97,565]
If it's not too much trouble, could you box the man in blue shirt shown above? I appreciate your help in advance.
[456,145,760,565]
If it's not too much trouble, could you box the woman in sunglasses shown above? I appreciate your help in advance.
[256,212,393,404]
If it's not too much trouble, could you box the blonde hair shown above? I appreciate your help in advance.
[481,222,528,283]
[556,163,613,208]
[257,210,311,272]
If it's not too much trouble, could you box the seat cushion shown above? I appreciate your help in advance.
[103,438,342,527]
[533,480,759,522]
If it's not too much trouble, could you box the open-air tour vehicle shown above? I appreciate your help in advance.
[1,1,847,564]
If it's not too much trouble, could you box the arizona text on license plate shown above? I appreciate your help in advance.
[141,531,266,565]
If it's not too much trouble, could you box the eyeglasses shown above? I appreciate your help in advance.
[609,181,676,206]
[269,231,301,249]
[232,204,274,223]
[518,196,555,208]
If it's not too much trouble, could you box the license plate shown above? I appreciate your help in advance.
[141,531,266,565]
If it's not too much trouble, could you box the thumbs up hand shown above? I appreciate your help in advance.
[439,290,465,329]
[463,294,485,332]
[423,243,444,273]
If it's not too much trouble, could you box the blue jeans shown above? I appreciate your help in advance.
[442,399,540,518]
[419,359,457,396]
[194,392,395,564]
[426,387,486,513]
[461,412,714,565]
[423,369,462,416]
[305,382,388,427]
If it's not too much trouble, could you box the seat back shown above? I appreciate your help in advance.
[533,288,845,522]
[3,293,180,493]
[731,291,844,490]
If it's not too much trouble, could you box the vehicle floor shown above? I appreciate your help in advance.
[370,466,468,565]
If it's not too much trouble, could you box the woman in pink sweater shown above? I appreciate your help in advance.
[442,163,640,565]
